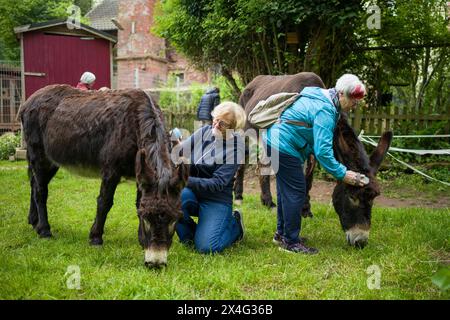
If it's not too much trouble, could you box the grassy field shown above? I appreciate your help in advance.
[0,161,448,300]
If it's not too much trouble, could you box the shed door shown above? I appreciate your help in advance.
[24,32,111,98]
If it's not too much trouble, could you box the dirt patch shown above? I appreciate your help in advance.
[242,168,450,209]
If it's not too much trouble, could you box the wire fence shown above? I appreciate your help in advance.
[0,61,22,133]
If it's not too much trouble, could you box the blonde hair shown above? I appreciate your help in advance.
[211,101,246,130]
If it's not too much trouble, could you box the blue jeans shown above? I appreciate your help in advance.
[176,187,241,254]
[275,151,306,244]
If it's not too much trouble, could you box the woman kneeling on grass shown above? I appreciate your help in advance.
[175,102,246,254]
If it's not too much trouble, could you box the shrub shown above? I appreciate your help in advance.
[0,131,21,160]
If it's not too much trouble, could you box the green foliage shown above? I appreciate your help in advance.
[0,0,90,60]
[384,121,450,165]
[154,0,364,89]
[212,74,244,102]
[349,0,450,109]
[158,74,243,113]
[154,0,449,113]
[74,0,93,15]
[432,268,450,291]
[158,74,207,111]
[0,132,21,160]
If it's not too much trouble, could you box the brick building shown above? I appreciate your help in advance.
[86,0,209,89]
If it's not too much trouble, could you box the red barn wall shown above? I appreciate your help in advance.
[24,31,111,98]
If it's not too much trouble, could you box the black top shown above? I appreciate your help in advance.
[196,88,220,121]
[179,126,245,204]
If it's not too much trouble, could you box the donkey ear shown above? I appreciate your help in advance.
[135,149,155,186]
[169,158,189,189]
[369,131,393,174]
[178,161,190,183]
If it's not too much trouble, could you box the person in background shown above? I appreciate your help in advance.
[196,87,221,126]
[76,72,96,91]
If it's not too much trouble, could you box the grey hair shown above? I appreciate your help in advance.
[335,74,366,98]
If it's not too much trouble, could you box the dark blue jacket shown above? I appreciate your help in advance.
[197,88,220,121]
[179,126,245,204]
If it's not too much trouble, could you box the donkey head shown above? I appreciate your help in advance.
[332,116,392,248]
[135,148,188,268]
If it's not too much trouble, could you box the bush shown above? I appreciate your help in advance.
[0,131,21,160]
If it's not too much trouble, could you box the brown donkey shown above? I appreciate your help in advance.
[19,85,188,267]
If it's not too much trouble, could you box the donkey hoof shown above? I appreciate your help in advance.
[263,201,276,209]
[90,238,103,246]
[301,210,314,218]
[38,230,53,238]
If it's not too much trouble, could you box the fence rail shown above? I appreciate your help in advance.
[347,103,449,135]
[163,106,450,135]
[0,61,22,132]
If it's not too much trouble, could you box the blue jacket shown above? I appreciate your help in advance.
[197,88,220,121]
[264,87,347,180]
[180,126,245,204]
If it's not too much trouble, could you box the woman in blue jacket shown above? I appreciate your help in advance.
[175,102,246,254]
[264,74,369,254]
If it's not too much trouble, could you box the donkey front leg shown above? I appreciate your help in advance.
[89,173,121,246]
[301,155,316,218]
[233,164,246,206]
[258,160,276,208]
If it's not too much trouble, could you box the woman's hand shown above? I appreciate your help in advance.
[343,170,369,187]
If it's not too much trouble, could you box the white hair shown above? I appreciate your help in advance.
[211,101,246,130]
[80,72,96,84]
[335,74,366,99]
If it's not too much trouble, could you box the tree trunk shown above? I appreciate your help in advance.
[222,68,242,101]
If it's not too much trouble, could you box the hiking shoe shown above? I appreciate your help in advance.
[273,232,308,245]
[279,241,318,255]
[272,232,284,245]
[233,210,245,241]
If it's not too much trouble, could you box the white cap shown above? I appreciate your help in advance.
[80,72,96,84]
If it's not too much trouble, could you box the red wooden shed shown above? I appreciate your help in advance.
[14,19,117,100]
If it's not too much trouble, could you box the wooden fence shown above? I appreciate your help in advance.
[348,103,450,135]
[163,103,450,136]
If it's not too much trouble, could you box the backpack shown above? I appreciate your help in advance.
[247,92,311,129]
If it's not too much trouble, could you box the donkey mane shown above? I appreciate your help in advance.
[334,113,371,175]
[138,92,172,191]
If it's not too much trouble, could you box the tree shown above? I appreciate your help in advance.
[74,0,93,15]
[349,0,450,109]
[154,0,449,110]
[0,0,85,60]
[154,0,365,99]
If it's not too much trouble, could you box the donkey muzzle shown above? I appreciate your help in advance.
[144,247,168,268]
[346,226,370,248]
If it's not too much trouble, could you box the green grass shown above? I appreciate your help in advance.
[0,161,449,300]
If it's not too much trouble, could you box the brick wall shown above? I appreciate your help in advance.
[116,0,209,89]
